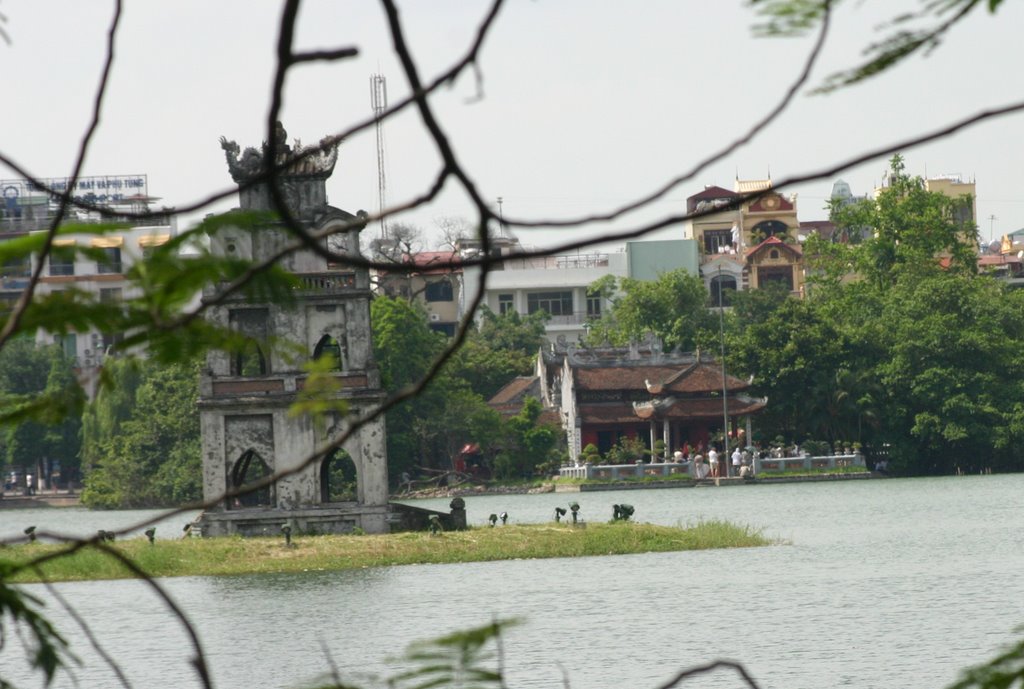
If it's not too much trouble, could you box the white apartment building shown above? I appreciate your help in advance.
[460,235,629,343]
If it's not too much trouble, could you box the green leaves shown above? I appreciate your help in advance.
[749,0,1006,92]
[586,269,713,351]
[387,620,516,689]
[0,566,75,688]
[79,356,201,508]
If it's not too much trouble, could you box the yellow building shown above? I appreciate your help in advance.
[682,178,805,299]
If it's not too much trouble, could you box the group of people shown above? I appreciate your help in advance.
[673,444,753,479]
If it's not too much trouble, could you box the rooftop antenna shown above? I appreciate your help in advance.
[370,73,388,239]
[497,196,506,237]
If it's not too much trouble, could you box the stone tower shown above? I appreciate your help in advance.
[196,123,390,536]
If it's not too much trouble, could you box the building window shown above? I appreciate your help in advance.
[752,220,789,242]
[498,293,514,315]
[313,334,343,371]
[429,322,457,337]
[586,295,602,318]
[229,450,272,508]
[759,266,794,291]
[229,308,270,376]
[100,331,125,352]
[709,275,737,307]
[49,250,75,277]
[54,333,77,361]
[97,247,122,274]
[769,249,779,259]
[703,229,733,254]
[100,287,122,303]
[3,256,31,278]
[527,291,573,316]
[424,279,453,302]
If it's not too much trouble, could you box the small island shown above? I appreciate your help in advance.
[4,520,769,583]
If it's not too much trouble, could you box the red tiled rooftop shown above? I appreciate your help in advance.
[574,362,750,393]
[408,251,461,275]
[578,395,765,424]
[687,185,739,213]
[746,235,802,259]
[488,376,539,405]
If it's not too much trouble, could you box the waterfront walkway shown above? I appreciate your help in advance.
[0,489,81,509]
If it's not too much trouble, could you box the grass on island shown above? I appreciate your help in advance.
[1,520,770,584]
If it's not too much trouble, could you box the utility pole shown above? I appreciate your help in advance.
[718,264,729,479]
[370,73,388,240]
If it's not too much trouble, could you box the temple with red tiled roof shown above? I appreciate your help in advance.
[488,337,767,463]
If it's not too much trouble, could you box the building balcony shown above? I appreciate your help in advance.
[501,253,610,271]
[544,311,597,327]
[295,272,358,292]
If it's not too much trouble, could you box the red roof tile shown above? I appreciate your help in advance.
[687,186,739,213]
[574,362,750,393]
[746,235,802,259]
[578,395,765,424]
[488,376,539,405]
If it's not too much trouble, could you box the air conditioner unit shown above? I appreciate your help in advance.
[429,313,441,322]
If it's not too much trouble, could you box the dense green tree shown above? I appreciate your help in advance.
[80,357,201,508]
[585,269,715,350]
[371,297,555,480]
[728,294,853,444]
[873,272,1024,474]
[491,397,559,479]
[447,307,547,400]
[831,155,979,289]
[0,336,50,396]
[371,296,448,478]
[0,338,82,488]
[79,357,144,477]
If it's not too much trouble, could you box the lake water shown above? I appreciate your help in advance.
[3,475,1023,689]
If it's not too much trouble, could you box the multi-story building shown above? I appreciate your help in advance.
[924,174,977,228]
[375,250,462,337]
[460,234,699,344]
[0,175,175,395]
[682,178,805,303]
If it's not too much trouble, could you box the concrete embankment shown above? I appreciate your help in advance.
[396,472,879,498]
[555,472,876,492]
[0,492,82,509]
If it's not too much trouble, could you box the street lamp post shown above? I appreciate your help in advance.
[718,265,729,477]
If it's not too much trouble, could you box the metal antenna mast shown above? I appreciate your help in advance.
[370,74,388,239]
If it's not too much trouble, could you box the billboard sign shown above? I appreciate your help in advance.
[1,175,148,214]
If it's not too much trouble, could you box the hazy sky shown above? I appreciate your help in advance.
[2,1,1022,250]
